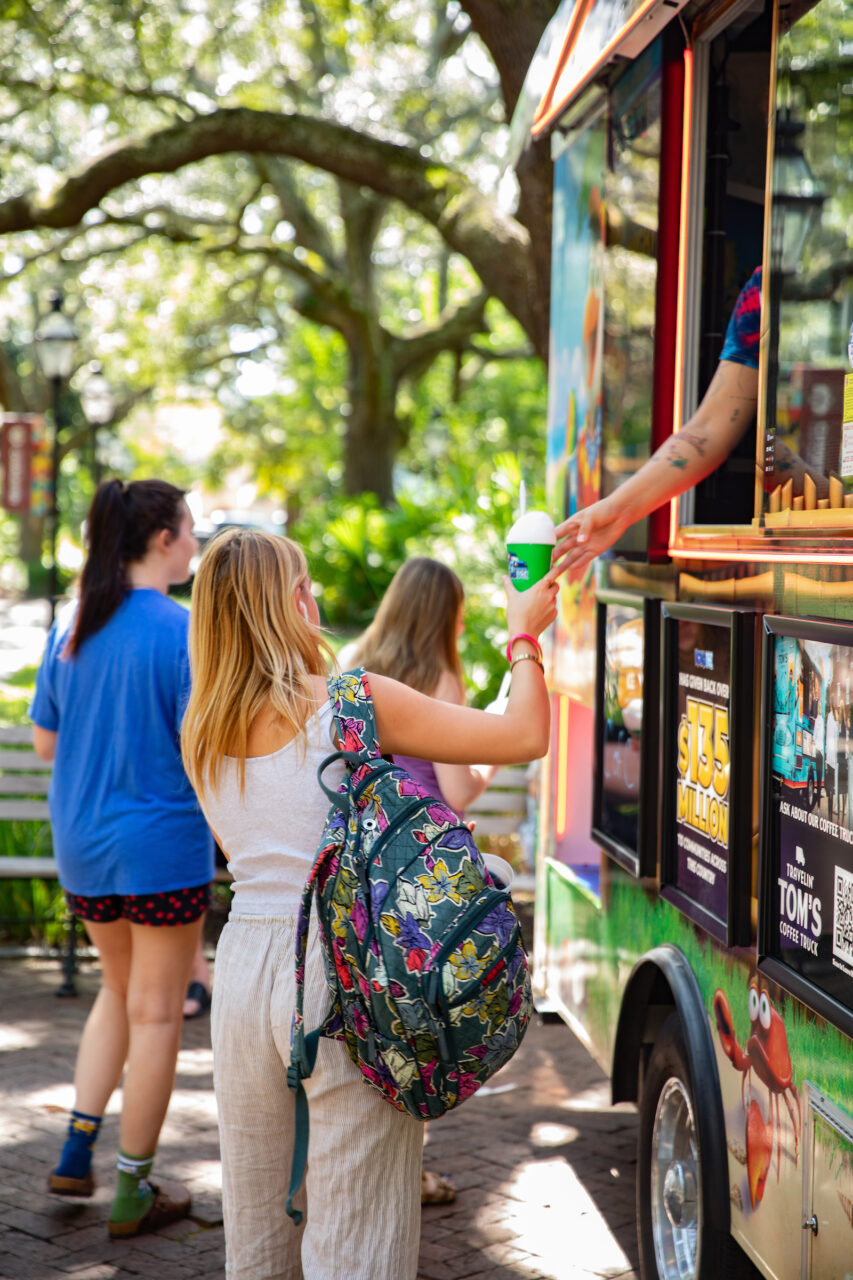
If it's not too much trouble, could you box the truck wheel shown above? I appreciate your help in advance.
[806,771,816,811]
[637,1012,754,1280]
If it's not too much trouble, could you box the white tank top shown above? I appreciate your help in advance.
[198,702,345,917]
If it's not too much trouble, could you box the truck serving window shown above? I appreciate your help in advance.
[689,5,772,528]
[599,40,662,557]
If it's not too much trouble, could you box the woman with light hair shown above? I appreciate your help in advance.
[348,555,505,1205]
[181,528,556,1280]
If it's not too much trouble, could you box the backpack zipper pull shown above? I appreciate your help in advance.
[365,1024,376,1063]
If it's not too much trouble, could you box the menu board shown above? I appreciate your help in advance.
[661,604,753,943]
[592,593,659,877]
[673,619,732,918]
[761,618,853,1028]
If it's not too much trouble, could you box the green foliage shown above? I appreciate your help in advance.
[0,661,35,727]
[0,655,61,941]
[296,329,547,704]
[0,0,548,625]
[0,661,64,944]
[0,824,65,947]
[1,664,37,689]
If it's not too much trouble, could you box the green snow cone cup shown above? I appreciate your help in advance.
[506,510,556,592]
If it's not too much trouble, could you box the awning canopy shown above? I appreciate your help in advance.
[526,0,689,139]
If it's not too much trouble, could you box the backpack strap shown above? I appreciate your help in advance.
[327,668,383,762]
[286,828,341,1224]
[285,1025,319,1226]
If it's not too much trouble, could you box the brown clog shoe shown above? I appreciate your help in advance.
[48,1170,95,1197]
[108,1179,192,1238]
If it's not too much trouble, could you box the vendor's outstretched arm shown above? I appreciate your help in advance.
[552,360,758,575]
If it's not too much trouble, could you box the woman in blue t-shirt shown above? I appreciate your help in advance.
[30,478,214,1238]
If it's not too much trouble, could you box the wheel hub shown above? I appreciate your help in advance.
[651,1077,701,1280]
[662,1160,697,1229]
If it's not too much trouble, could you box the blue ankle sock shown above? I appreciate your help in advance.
[54,1110,102,1179]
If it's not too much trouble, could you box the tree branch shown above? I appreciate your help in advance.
[252,156,338,265]
[0,106,539,354]
[391,291,489,380]
[207,238,364,337]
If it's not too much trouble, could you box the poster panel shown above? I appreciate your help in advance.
[759,616,853,1036]
[661,604,753,944]
[592,592,659,877]
[545,115,607,705]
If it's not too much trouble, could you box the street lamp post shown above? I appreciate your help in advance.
[35,294,77,626]
[80,364,114,488]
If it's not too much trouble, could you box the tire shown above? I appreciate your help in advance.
[806,770,816,812]
[637,1012,754,1280]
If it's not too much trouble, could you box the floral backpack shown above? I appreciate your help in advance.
[285,670,532,1222]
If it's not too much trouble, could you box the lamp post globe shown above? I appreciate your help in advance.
[81,364,114,486]
[35,293,77,626]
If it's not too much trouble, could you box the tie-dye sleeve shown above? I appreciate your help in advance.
[718,266,762,370]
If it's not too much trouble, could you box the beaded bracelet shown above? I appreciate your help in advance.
[510,652,543,673]
[506,632,543,665]
[510,652,543,672]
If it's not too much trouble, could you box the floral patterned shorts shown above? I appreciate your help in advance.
[65,883,210,926]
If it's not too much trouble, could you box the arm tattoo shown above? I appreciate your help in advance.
[679,429,709,457]
[656,439,692,471]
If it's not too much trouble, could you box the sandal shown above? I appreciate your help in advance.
[183,980,211,1020]
[108,1179,191,1238]
[421,1169,457,1205]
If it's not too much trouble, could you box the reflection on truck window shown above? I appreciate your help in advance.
[692,5,771,525]
[764,0,853,525]
[600,605,643,850]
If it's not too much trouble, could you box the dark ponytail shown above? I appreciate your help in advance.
[65,478,186,656]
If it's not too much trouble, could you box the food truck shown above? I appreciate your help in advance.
[520,0,853,1276]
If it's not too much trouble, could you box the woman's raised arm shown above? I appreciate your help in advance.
[371,575,557,766]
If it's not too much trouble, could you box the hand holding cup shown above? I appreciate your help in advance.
[504,573,558,643]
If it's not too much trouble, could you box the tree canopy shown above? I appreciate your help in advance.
[0,1,557,682]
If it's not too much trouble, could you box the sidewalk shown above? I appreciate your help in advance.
[0,955,639,1280]
[0,595,50,681]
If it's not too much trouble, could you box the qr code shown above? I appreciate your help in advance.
[833,865,853,968]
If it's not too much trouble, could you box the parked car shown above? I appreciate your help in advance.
[189,510,286,577]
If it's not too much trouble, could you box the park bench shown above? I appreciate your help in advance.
[467,763,535,891]
[0,723,78,994]
[0,729,534,995]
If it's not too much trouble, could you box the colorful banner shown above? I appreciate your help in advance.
[29,415,51,519]
[673,620,732,922]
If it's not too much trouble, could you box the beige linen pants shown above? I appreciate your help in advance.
[212,915,423,1280]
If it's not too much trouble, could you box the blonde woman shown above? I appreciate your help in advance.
[349,558,503,1205]
[181,529,556,1280]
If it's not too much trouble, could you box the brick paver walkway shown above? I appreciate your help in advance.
[0,957,639,1280]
